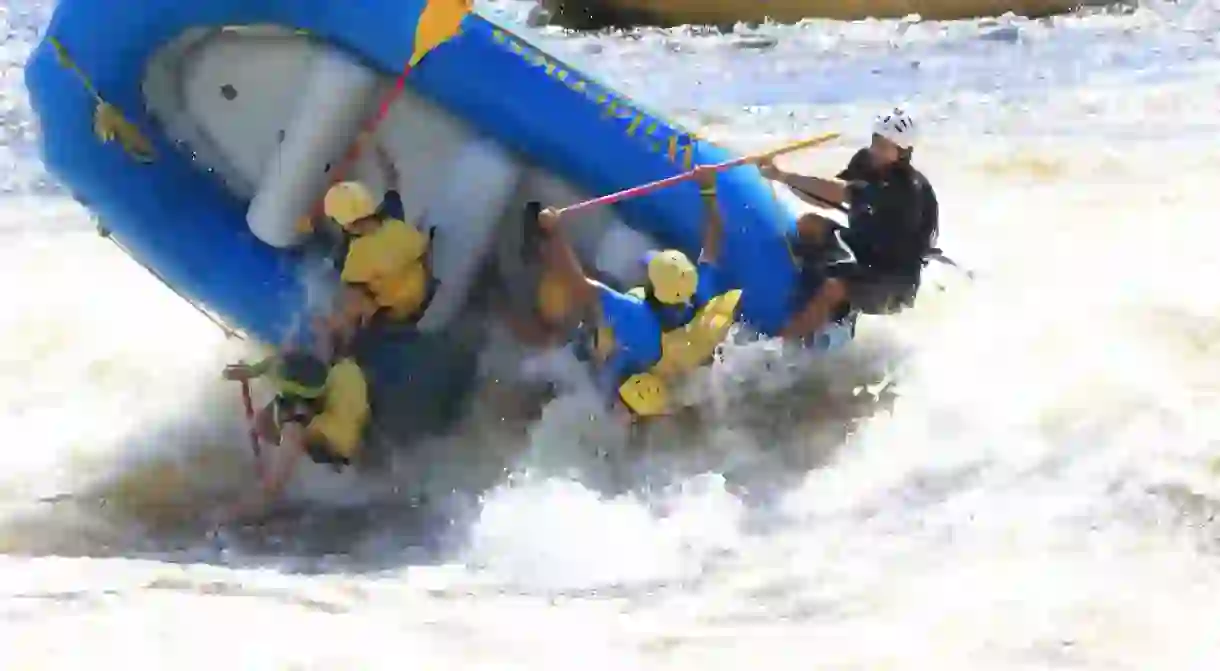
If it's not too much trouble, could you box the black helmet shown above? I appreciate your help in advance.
[274,352,329,399]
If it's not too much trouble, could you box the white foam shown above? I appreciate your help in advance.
[2,3,1220,667]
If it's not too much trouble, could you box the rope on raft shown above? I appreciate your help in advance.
[48,8,475,340]
[97,224,245,340]
[47,35,238,339]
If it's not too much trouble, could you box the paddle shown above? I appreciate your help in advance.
[301,72,412,229]
[552,132,841,220]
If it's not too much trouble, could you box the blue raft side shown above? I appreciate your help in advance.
[25,0,805,341]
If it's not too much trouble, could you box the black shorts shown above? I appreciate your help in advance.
[826,262,919,315]
[303,434,350,471]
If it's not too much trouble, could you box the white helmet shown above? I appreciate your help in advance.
[872,108,917,150]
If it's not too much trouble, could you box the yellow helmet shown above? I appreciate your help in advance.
[324,181,378,229]
[646,250,698,305]
[536,271,573,326]
[618,372,669,417]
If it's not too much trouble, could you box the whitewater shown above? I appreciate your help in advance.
[2,0,1219,667]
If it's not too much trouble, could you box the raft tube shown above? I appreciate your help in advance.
[24,0,852,438]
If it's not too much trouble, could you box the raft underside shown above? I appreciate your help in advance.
[143,27,662,443]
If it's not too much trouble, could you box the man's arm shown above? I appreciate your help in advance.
[759,160,849,206]
[759,148,870,208]
[779,299,825,340]
[778,279,848,340]
[782,172,849,207]
[222,356,276,382]
[538,208,601,314]
[264,423,305,498]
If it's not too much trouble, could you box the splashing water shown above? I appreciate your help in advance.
[1,0,1219,667]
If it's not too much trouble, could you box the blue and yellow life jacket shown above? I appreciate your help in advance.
[629,285,743,379]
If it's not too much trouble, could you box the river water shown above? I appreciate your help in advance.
[1,1,1218,668]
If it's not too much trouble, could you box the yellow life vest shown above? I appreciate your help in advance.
[638,289,743,379]
[372,262,429,319]
[341,218,428,283]
[610,288,741,420]
[304,358,371,461]
[341,219,430,319]
[618,371,669,417]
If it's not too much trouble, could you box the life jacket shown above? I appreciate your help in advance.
[606,289,742,421]
[617,371,670,418]
[302,358,370,468]
[269,353,370,470]
[629,285,743,379]
[794,152,939,279]
[845,163,938,278]
[340,219,438,322]
[567,285,665,414]
[788,165,936,318]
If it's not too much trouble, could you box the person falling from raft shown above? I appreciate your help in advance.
[218,322,371,521]
[533,165,741,421]
[758,107,940,341]
[316,140,436,345]
[476,202,621,422]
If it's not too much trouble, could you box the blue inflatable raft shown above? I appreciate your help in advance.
[24,0,854,439]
